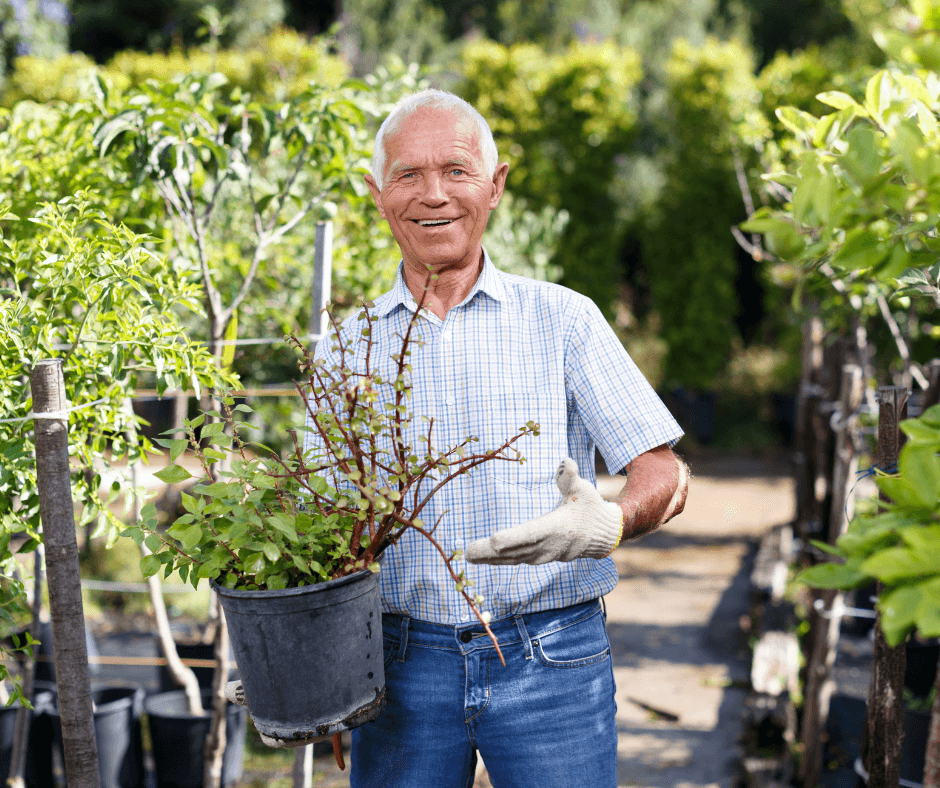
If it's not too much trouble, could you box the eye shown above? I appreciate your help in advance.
[449,168,465,176]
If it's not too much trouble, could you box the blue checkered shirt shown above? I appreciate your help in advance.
[306,251,683,624]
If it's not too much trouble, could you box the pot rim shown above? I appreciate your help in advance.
[211,566,376,600]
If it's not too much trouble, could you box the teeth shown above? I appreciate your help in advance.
[417,219,452,226]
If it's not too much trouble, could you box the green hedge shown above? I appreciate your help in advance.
[458,40,642,312]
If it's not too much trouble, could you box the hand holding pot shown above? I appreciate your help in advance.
[466,458,624,565]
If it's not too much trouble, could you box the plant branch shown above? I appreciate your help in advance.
[876,291,929,389]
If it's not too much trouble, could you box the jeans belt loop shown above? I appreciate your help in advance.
[513,614,533,661]
[397,617,410,663]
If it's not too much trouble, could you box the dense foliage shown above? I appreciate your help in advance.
[459,40,642,312]
[0,95,233,700]
[641,37,770,390]
[747,0,940,647]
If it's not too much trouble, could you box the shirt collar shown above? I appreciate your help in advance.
[371,248,508,318]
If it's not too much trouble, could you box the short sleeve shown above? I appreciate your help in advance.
[564,296,683,475]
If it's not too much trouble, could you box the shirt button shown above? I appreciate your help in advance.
[460,631,472,643]
[445,396,455,406]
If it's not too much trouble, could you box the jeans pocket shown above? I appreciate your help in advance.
[531,610,611,668]
[382,633,399,669]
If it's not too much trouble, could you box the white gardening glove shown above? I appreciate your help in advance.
[466,458,624,565]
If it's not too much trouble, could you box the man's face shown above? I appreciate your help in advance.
[366,107,508,276]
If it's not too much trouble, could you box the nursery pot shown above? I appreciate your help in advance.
[214,567,386,747]
[49,684,145,788]
[158,640,239,693]
[853,707,930,788]
[144,688,246,788]
[0,685,55,787]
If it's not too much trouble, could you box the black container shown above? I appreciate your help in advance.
[50,685,145,788]
[905,638,940,699]
[215,568,385,746]
[158,640,239,694]
[144,688,246,788]
[0,685,56,787]
[853,707,930,787]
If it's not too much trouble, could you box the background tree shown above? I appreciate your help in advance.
[0,94,231,696]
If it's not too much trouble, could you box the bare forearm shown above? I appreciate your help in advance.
[614,444,689,542]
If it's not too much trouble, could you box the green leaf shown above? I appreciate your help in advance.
[862,546,940,583]
[141,554,162,578]
[177,524,204,551]
[796,560,869,589]
[154,438,190,462]
[266,573,288,590]
[816,91,863,112]
[221,309,237,371]
[123,527,145,547]
[776,106,818,141]
[154,464,193,484]
[201,421,225,438]
[809,539,843,557]
[865,70,892,120]
[262,542,281,563]
[266,513,298,541]
[878,584,921,646]
[898,444,940,508]
[900,417,940,450]
[832,228,888,271]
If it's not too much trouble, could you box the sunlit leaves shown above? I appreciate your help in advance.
[796,410,940,646]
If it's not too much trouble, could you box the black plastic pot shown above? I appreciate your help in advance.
[0,685,56,787]
[157,640,239,694]
[905,638,940,699]
[853,708,930,787]
[49,684,145,788]
[214,568,386,746]
[144,688,246,788]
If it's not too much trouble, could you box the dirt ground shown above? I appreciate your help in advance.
[280,450,797,788]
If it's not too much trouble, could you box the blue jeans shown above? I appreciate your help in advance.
[350,599,618,788]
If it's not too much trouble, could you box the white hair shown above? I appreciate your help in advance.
[371,89,499,190]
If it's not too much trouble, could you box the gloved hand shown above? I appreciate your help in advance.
[465,458,624,565]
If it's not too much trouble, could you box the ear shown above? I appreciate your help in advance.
[364,174,387,220]
[488,162,510,210]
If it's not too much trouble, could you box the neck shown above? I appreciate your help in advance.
[402,253,484,320]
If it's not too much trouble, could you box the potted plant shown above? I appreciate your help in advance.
[123,283,537,754]
[796,402,940,786]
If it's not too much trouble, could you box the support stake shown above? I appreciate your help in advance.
[30,358,100,788]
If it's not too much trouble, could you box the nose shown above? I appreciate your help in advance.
[419,172,448,206]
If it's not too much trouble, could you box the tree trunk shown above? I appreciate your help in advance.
[29,359,100,788]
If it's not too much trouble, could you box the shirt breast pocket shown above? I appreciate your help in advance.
[472,391,568,532]
[471,391,567,487]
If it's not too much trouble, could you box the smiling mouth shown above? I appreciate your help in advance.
[414,219,454,226]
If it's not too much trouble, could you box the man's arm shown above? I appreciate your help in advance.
[614,444,690,543]
[465,447,689,566]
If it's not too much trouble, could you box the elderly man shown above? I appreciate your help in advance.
[327,88,688,788]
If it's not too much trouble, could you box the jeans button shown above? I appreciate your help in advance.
[460,631,472,643]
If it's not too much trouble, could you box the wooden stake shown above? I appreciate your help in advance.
[292,745,314,788]
[800,363,863,788]
[862,385,909,788]
[29,358,100,788]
